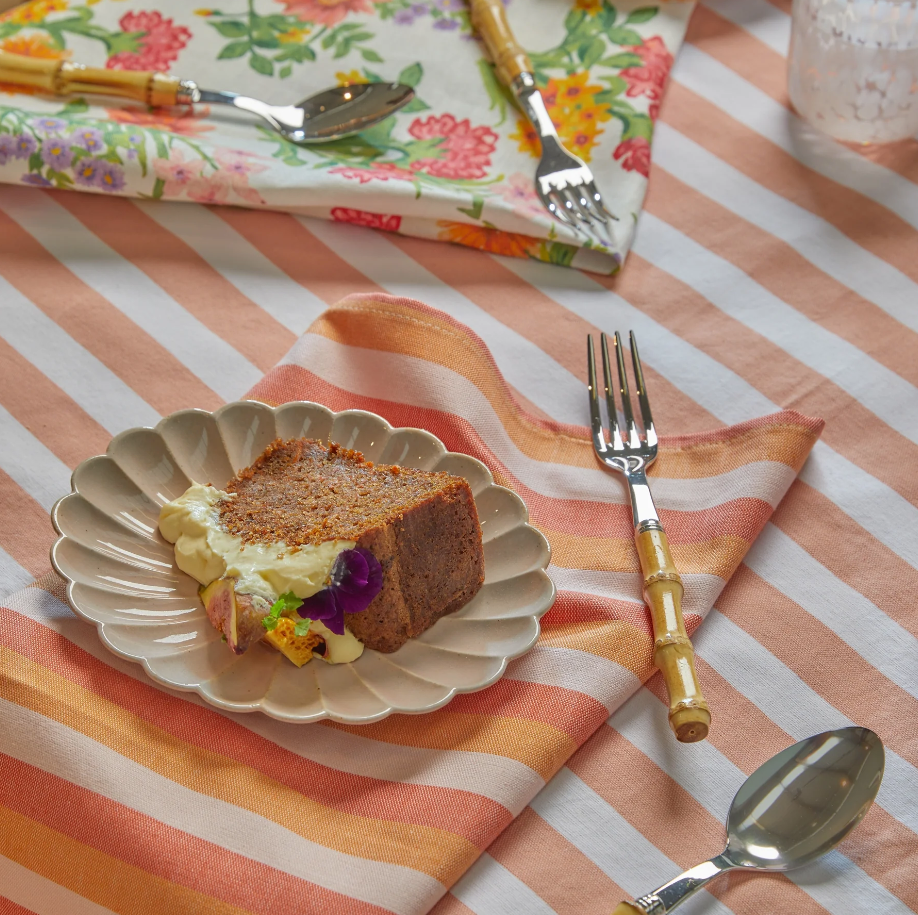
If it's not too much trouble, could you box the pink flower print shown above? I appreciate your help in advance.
[107,11,192,72]
[496,172,547,219]
[619,36,673,117]
[278,0,385,27]
[407,114,497,180]
[613,136,651,178]
[331,207,402,231]
[213,148,266,205]
[330,162,416,183]
[186,174,231,205]
[152,148,204,197]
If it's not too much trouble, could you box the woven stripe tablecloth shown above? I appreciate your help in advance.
[2,1,918,913]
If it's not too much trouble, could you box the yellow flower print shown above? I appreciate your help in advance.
[509,72,612,162]
[2,0,67,25]
[1,34,68,58]
[278,25,311,43]
[575,0,604,14]
[335,70,368,86]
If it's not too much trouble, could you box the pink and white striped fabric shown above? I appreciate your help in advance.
[1,1,918,912]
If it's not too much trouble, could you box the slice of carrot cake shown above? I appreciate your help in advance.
[159,438,484,666]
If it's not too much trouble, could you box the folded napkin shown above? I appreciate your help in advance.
[0,295,822,914]
[0,0,694,273]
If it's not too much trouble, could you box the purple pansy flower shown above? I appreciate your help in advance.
[0,134,15,166]
[72,127,105,153]
[73,156,103,188]
[41,136,73,170]
[13,133,36,160]
[96,159,126,192]
[21,173,52,187]
[31,117,67,134]
[298,547,383,636]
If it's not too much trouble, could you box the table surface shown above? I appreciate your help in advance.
[1,1,917,914]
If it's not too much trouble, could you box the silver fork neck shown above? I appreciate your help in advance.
[511,72,559,141]
[621,464,659,530]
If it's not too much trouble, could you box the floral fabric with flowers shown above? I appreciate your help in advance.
[0,0,694,274]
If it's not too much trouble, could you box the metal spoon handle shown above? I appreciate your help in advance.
[611,853,735,915]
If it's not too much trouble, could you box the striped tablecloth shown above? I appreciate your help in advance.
[1,1,917,913]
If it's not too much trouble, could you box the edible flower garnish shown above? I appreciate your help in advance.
[297,547,383,636]
[262,591,303,632]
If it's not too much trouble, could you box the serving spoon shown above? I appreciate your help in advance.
[613,726,884,915]
[0,49,414,144]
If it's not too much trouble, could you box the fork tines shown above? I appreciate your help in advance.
[587,331,656,453]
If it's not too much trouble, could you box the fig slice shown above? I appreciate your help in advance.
[200,578,267,654]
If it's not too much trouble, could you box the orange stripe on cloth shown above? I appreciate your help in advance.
[485,807,626,915]
[643,167,918,388]
[0,802,256,915]
[0,619,493,876]
[0,201,221,415]
[50,192,295,373]
[0,470,54,579]
[0,898,37,915]
[658,78,918,286]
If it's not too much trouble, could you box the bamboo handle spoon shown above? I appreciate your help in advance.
[612,727,884,914]
[0,49,414,145]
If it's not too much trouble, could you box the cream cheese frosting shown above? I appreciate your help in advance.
[159,483,363,663]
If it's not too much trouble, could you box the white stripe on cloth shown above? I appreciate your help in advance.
[610,688,913,914]
[549,570,725,618]
[6,586,546,814]
[745,524,918,700]
[670,45,918,239]
[497,256,918,570]
[0,403,72,511]
[0,854,119,915]
[633,211,918,443]
[650,124,918,340]
[531,767,737,915]
[0,698,446,915]
[132,200,326,335]
[0,546,33,601]
[450,853,557,915]
[695,609,918,837]
[504,645,641,715]
[699,0,791,54]
[0,274,160,434]
[0,186,262,401]
[300,216,588,421]
[284,332,800,512]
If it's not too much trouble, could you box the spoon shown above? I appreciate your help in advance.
[0,50,414,145]
[613,727,884,915]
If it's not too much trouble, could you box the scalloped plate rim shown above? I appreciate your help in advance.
[49,400,556,724]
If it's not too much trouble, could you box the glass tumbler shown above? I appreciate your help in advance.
[788,0,918,143]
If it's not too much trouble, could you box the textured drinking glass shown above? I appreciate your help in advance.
[788,0,918,143]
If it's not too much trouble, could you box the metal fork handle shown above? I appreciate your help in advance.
[629,478,710,744]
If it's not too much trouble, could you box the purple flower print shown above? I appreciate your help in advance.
[0,134,15,166]
[394,3,427,23]
[434,16,459,28]
[71,127,105,153]
[73,157,103,188]
[13,134,37,160]
[41,136,73,170]
[21,173,52,187]
[95,159,126,192]
[129,134,142,144]
[31,117,68,134]
[435,0,463,9]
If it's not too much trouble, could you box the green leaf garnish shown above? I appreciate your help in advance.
[294,618,311,637]
[262,591,303,631]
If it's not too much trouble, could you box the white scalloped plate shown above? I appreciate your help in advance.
[50,401,555,723]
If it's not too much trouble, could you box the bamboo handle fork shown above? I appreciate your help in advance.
[587,332,710,743]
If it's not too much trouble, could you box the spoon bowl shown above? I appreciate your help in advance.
[614,727,885,914]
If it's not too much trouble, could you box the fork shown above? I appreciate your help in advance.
[468,0,616,249]
[588,331,710,743]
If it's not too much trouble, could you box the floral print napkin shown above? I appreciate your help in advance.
[0,0,693,273]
